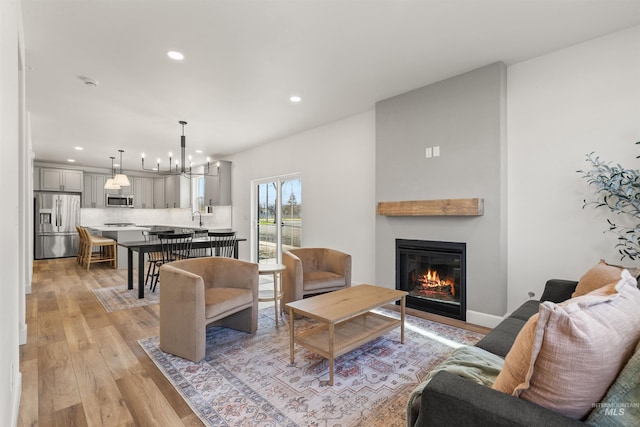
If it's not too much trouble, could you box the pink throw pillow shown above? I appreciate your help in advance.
[493,270,640,419]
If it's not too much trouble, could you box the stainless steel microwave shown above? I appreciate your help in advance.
[106,194,134,208]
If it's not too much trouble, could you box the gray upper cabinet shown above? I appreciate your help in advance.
[133,177,154,209]
[82,173,106,208]
[40,168,83,192]
[153,178,165,209]
[204,160,231,206]
[165,175,190,209]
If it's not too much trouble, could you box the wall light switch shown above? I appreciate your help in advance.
[425,147,432,158]
[433,146,440,157]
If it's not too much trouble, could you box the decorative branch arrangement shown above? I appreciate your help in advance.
[578,142,640,261]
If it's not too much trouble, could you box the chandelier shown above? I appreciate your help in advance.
[141,120,215,177]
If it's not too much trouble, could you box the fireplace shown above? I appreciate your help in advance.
[396,239,466,321]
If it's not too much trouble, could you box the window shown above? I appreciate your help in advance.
[253,174,302,263]
[193,176,205,213]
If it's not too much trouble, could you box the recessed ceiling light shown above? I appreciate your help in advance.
[289,95,302,103]
[195,149,203,154]
[113,163,120,168]
[74,146,83,151]
[167,51,184,61]
[67,159,75,163]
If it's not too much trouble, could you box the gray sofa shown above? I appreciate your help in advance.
[409,279,587,427]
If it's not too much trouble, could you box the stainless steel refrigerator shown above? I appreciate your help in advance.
[34,192,81,259]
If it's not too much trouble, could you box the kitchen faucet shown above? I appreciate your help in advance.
[192,211,203,227]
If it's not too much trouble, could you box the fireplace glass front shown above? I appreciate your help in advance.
[396,239,466,321]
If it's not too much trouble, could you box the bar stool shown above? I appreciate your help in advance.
[77,226,117,270]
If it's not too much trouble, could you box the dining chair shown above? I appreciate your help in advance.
[156,232,193,292]
[142,230,163,291]
[208,231,237,258]
[189,229,211,258]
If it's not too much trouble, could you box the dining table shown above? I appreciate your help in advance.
[118,236,246,298]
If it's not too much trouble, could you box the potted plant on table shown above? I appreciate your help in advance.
[578,142,640,261]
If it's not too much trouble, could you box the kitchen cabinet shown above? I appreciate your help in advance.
[82,173,107,208]
[204,160,232,206]
[133,177,154,209]
[153,178,165,209]
[40,168,83,192]
[165,175,190,208]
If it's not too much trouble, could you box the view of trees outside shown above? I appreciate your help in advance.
[257,179,301,262]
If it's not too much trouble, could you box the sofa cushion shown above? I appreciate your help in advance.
[204,287,253,319]
[586,340,640,426]
[475,300,540,357]
[492,270,640,419]
[303,271,345,291]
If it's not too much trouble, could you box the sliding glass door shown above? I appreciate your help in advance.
[254,175,302,264]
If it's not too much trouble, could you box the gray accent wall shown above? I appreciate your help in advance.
[375,62,508,317]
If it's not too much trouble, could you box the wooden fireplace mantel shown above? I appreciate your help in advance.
[377,198,484,217]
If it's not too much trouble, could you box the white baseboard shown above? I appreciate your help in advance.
[11,372,21,427]
[466,310,504,328]
[19,322,27,345]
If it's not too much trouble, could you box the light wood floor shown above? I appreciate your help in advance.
[19,257,490,427]
[19,257,205,427]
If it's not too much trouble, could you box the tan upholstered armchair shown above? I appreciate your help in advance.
[281,248,352,306]
[159,257,259,362]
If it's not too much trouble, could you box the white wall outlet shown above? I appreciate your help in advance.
[433,146,440,157]
[425,147,432,158]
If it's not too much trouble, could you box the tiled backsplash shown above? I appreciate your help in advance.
[81,206,232,229]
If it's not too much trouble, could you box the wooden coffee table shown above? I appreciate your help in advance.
[285,284,407,385]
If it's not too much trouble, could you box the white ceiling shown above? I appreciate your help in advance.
[22,0,640,171]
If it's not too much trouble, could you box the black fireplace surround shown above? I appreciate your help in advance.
[396,239,466,321]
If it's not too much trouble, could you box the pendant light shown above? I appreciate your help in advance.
[104,156,121,190]
[113,149,131,187]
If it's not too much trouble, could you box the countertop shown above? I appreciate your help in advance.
[85,225,233,233]
[87,225,151,232]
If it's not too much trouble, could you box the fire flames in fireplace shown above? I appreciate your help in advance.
[411,268,456,301]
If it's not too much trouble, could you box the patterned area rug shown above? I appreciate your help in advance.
[93,285,159,312]
[139,307,484,426]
